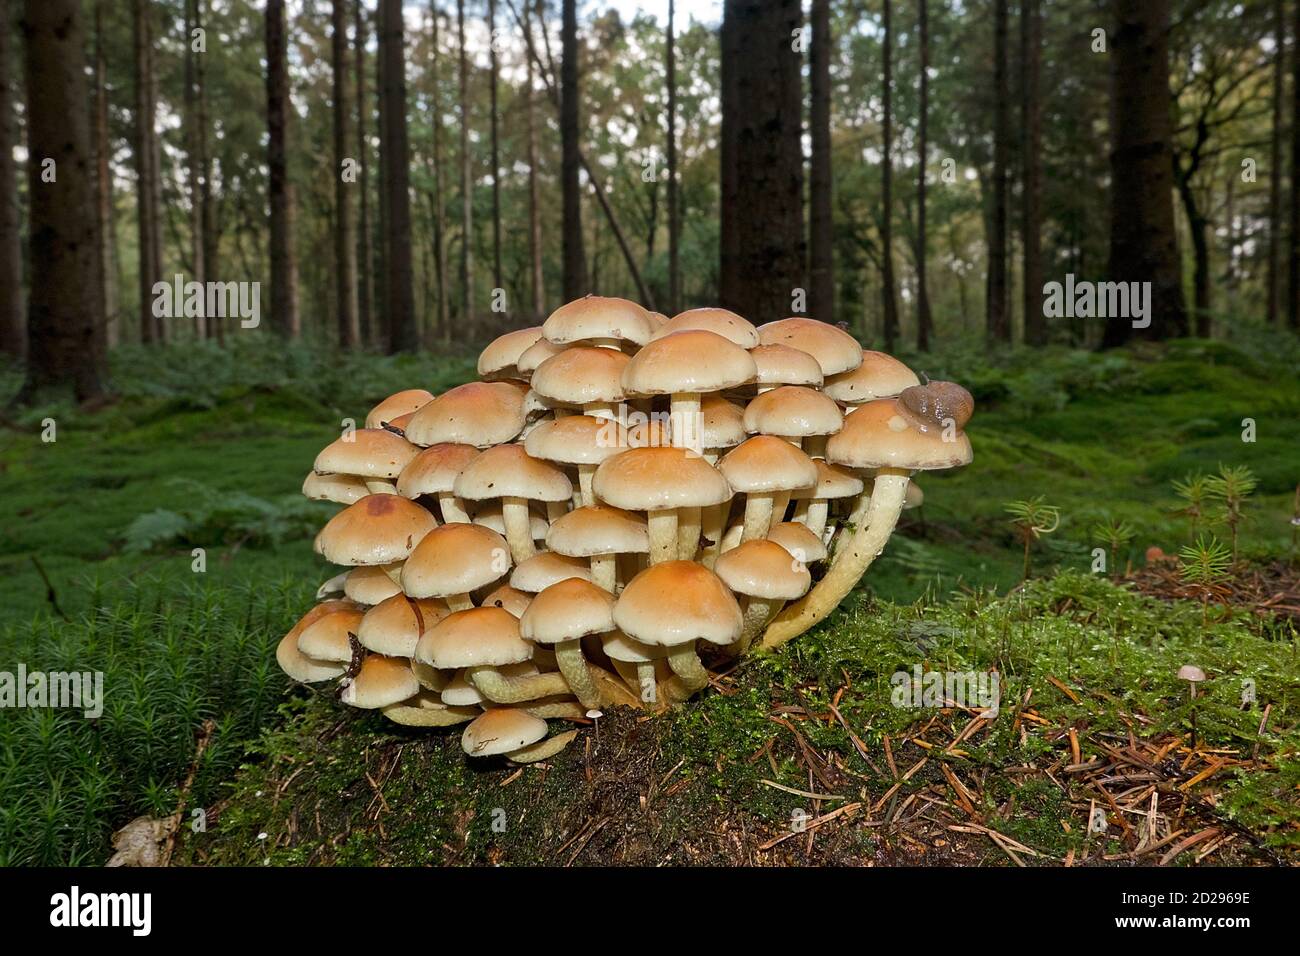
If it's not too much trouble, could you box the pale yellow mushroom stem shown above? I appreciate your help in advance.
[741,495,774,542]
[501,496,538,563]
[677,507,702,559]
[699,503,728,569]
[758,468,910,651]
[438,491,471,523]
[647,510,678,563]
[554,638,604,709]
[364,479,400,495]
[467,666,571,703]
[577,464,597,506]
[735,597,779,655]
[523,700,587,720]
[665,643,710,694]
[590,553,617,592]
[508,729,580,763]
[670,392,703,455]
[446,592,474,612]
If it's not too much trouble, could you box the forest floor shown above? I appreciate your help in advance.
[1,334,1298,865]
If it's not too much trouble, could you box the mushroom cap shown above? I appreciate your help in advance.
[462,708,549,757]
[340,654,421,709]
[296,606,365,662]
[415,606,533,668]
[714,539,812,600]
[1177,664,1207,682]
[625,416,672,449]
[478,326,544,380]
[542,294,657,346]
[510,551,594,592]
[314,494,438,566]
[621,329,757,396]
[601,629,668,662]
[472,503,550,542]
[396,443,479,498]
[756,318,863,376]
[516,337,567,375]
[767,521,828,563]
[790,459,866,500]
[454,444,574,503]
[613,560,744,647]
[904,482,924,509]
[743,385,844,438]
[823,351,920,404]
[701,396,747,450]
[401,523,512,598]
[652,307,759,348]
[357,594,451,657]
[303,471,369,506]
[343,564,403,605]
[521,577,617,644]
[593,447,733,511]
[546,504,649,557]
[717,436,818,494]
[750,344,825,389]
[531,346,630,407]
[480,584,533,618]
[275,601,357,682]
[403,381,527,448]
[826,399,973,471]
[524,414,627,466]
[365,389,435,429]
[410,658,449,691]
[314,428,418,480]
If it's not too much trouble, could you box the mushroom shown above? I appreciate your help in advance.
[480,583,533,618]
[717,436,818,542]
[417,606,568,703]
[461,708,578,763]
[453,444,573,563]
[274,601,359,683]
[315,494,438,568]
[789,460,864,539]
[365,388,435,429]
[1178,664,1207,747]
[342,564,403,605]
[519,577,615,709]
[296,605,366,664]
[381,689,479,727]
[531,345,631,420]
[697,396,748,567]
[478,326,544,382]
[302,471,369,506]
[651,306,758,348]
[356,593,450,657]
[395,442,479,523]
[510,551,594,592]
[541,294,657,350]
[471,502,550,545]
[593,446,732,564]
[313,428,419,495]
[401,522,512,611]
[755,317,864,377]
[748,344,824,395]
[766,521,829,566]
[822,350,920,405]
[715,539,812,654]
[403,381,527,449]
[601,629,669,705]
[525,414,627,507]
[545,504,649,592]
[339,654,421,710]
[741,385,843,518]
[613,560,743,700]
[758,382,973,651]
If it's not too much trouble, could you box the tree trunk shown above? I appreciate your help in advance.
[526,1,544,317]
[1020,0,1044,345]
[195,0,217,341]
[1269,0,1284,326]
[93,0,117,350]
[561,0,588,298]
[880,0,899,349]
[380,0,416,351]
[457,0,475,324]
[666,0,680,314]
[1,0,26,359]
[16,0,108,402]
[915,0,933,351]
[375,5,390,348]
[430,3,450,343]
[1103,0,1188,345]
[809,0,834,324]
[332,0,360,348]
[1289,0,1300,330]
[987,0,1010,343]
[1176,176,1211,334]
[266,0,300,338]
[488,0,502,294]
[132,0,164,344]
[184,0,205,339]
[719,0,804,326]
[355,0,374,347]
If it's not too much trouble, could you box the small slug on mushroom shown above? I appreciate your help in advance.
[898,381,974,433]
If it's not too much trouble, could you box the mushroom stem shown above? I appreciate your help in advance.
[584,401,616,420]
[647,510,679,564]
[438,491,471,524]
[508,729,580,763]
[589,663,646,709]
[677,507,702,559]
[554,638,604,709]
[523,700,587,719]
[804,499,830,538]
[382,703,479,727]
[665,642,710,694]
[446,592,474,612]
[741,495,774,542]
[669,392,703,455]
[577,464,596,506]
[634,662,658,704]
[699,503,728,569]
[758,468,910,651]
[736,597,779,655]
[467,666,571,703]
[364,479,400,495]
[590,553,617,592]
[501,496,538,563]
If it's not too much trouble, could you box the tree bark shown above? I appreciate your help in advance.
[1268,0,1284,326]
[488,0,502,293]
[93,0,118,350]
[915,0,933,351]
[986,0,1010,343]
[1020,0,1044,345]
[561,0,588,298]
[266,0,300,338]
[16,0,108,402]
[1103,0,1188,345]
[355,0,374,347]
[332,0,360,348]
[719,0,804,326]
[380,0,416,351]
[1,0,27,359]
[666,0,680,314]
[1289,0,1300,330]
[880,0,899,349]
[430,4,450,342]
[526,0,545,317]
[132,0,164,344]
[184,0,205,338]
[809,0,834,324]
[457,0,475,324]
[195,0,217,341]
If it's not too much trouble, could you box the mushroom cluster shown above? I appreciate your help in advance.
[276,296,974,763]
